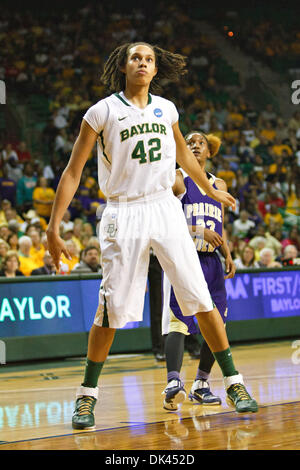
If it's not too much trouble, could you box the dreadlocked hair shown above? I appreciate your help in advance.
[101,42,187,93]
[185,131,222,158]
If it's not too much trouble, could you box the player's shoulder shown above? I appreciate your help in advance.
[92,93,115,106]
[214,174,227,190]
[150,94,176,109]
[150,94,178,124]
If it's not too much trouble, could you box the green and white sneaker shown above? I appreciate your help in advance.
[72,386,98,430]
[224,374,258,413]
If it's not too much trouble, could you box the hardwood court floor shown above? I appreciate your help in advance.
[0,340,300,450]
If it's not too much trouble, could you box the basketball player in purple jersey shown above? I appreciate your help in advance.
[162,131,236,410]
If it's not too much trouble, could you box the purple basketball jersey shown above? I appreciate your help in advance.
[181,172,222,252]
[167,172,227,333]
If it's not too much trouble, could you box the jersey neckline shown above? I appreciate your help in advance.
[114,91,152,110]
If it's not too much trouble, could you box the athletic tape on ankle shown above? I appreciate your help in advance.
[223,373,244,390]
[76,386,99,399]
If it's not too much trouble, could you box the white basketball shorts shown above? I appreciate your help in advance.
[94,188,213,329]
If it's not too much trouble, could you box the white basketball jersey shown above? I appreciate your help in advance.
[83,92,179,200]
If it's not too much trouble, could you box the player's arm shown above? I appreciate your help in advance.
[172,168,186,197]
[215,177,236,279]
[172,121,236,210]
[46,120,98,269]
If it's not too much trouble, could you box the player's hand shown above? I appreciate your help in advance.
[203,229,223,248]
[211,189,236,210]
[224,256,236,279]
[46,229,71,271]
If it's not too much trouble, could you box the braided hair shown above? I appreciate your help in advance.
[101,42,187,93]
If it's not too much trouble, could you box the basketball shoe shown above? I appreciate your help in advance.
[224,374,258,413]
[72,386,98,430]
[162,379,186,411]
[189,379,222,405]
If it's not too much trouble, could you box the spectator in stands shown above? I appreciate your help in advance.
[213,102,228,127]
[16,141,32,163]
[0,250,24,277]
[268,188,286,209]
[32,176,55,222]
[216,159,236,189]
[260,120,277,143]
[0,223,10,242]
[31,251,56,275]
[71,246,102,274]
[82,185,106,225]
[18,235,40,276]
[271,136,293,158]
[1,143,18,163]
[234,245,259,269]
[52,109,68,130]
[0,172,17,205]
[61,239,80,273]
[258,247,282,269]
[60,209,74,234]
[86,236,101,252]
[275,118,289,142]
[237,134,255,161]
[62,221,84,253]
[259,103,278,127]
[232,210,255,239]
[54,129,68,156]
[278,244,299,267]
[21,209,47,233]
[246,197,263,227]
[264,223,283,257]
[248,234,267,260]
[223,121,240,145]
[264,204,284,227]
[228,104,244,129]
[288,111,300,133]
[4,156,23,183]
[281,227,300,252]
[28,228,45,268]
[241,118,256,144]
[7,232,19,251]
[286,183,300,216]
[16,162,37,213]
[254,135,273,164]
[0,198,11,224]
[0,238,9,265]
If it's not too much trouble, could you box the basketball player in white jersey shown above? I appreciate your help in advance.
[46,42,258,430]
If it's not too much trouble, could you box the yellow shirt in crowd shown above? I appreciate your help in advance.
[33,187,55,217]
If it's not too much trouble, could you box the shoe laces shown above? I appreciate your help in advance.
[194,379,209,389]
[77,396,95,415]
[230,383,251,401]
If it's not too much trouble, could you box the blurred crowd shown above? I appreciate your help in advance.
[0,1,300,278]
[215,7,300,73]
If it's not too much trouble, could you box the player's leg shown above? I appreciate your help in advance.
[72,202,151,429]
[153,195,258,413]
[189,254,227,404]
[161,273,187,410]
[195,308,257,412]
[163,331,186,410]
[72,325,116,430]
[188,339,222,405]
